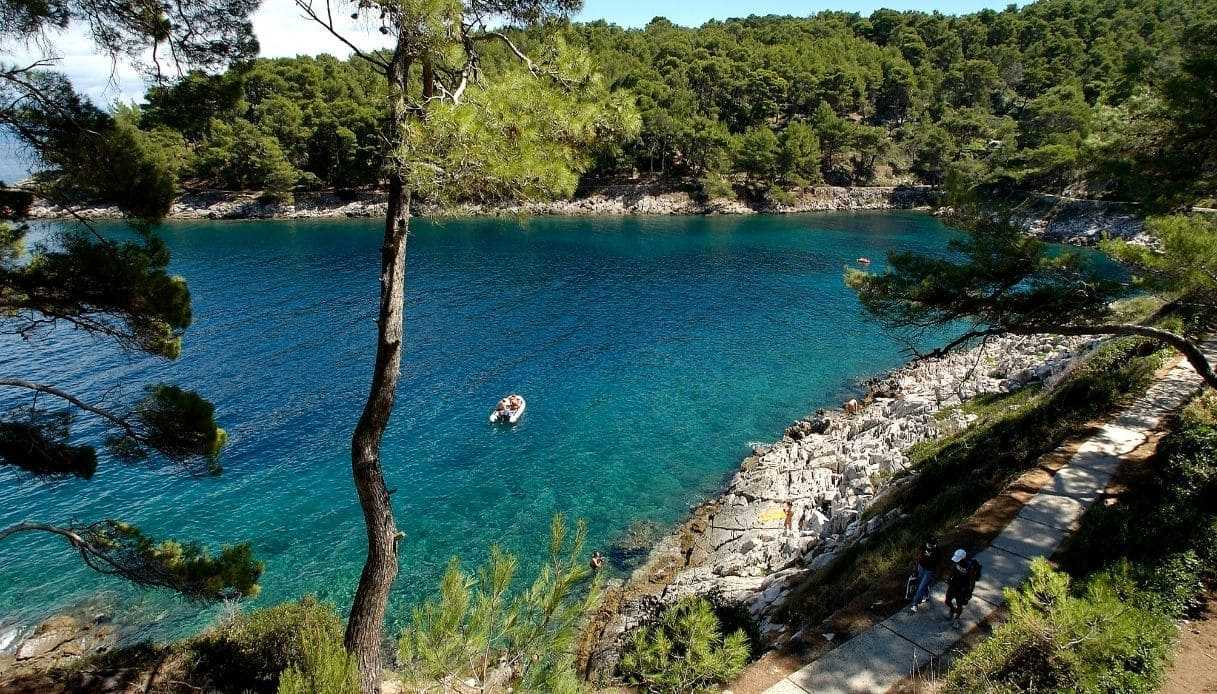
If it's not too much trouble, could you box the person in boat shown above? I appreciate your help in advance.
[494,395,524,419]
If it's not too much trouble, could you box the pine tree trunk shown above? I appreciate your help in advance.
[345,42,412,693]
[345,173,409,693]
[1012,323,1217,390]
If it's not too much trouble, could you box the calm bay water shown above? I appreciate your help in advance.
[0,212,960,639]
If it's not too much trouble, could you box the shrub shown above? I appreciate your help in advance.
[1155,424,1217,502]
[619,597,750,694]
[397,514,599,693]
[1063,392,1217,599]
[945,560,1174,694]
[766,185,795,207]
[1180,390,1217,429]
[189,595,344,692]
[276,627,360,694]
[697,172,735,200]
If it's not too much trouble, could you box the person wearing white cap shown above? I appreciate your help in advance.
[944,548,981,627]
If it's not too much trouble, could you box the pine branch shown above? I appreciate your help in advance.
[0,378,143,440]
[293,0,391,72]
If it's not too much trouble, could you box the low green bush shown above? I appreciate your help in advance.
[945,560,1175,694]
[697,172,735,200]
[276,627,360,694]
[766,185,795,206]
[619,597,750,694]
[188,595,344,692]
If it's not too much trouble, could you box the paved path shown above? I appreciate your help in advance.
[766,350,1209,694]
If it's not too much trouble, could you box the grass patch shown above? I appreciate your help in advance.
[957,384,1044,419]
[778,335,1167,629]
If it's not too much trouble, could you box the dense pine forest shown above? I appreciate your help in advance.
[117,0,1216,209]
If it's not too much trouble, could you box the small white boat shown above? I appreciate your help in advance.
[857,257,872,265]
[490,396,526,425]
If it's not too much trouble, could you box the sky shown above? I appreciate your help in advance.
[5,0,1019,105]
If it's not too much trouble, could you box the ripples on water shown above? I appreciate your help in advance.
[0,212,959,639]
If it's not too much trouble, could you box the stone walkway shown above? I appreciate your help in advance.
[765,349,1210,694]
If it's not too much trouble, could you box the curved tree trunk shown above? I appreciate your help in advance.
[925,322,1217,391]
[344,38,413,694]
[345,172,409,694]
[0,521,85,544]
[1011,323,1217,390]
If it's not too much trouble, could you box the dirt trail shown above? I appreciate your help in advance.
[1164,593,1217,694]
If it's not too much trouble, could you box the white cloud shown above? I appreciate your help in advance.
[3,28,145,104]
[2,0,392,105]
[251,0,389,60]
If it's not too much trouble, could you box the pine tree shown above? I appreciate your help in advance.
[619,596,750,694]
[290,3,638,689]
[0,0,264,600]
[397,514,601,693]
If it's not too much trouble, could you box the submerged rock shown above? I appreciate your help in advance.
[12,613,115,663]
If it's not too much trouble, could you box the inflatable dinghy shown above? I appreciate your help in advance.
[490,396,526,425]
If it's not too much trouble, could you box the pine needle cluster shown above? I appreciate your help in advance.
[619,597,750,694]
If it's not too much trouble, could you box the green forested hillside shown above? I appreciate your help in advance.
[129,0,1215,207]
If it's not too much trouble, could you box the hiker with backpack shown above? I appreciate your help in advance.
[945,548,982,627]
[907,536,941,612]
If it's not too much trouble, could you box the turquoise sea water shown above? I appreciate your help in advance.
[0,212,960,640]
[0,130,34,185]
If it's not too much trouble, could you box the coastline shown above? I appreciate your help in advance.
[583,332,1094,678]
[26,183,937,220]
[27,183,1148,244]
[963,192,1148,245]
[12,188,1148,677]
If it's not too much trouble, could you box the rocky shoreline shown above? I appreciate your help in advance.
[585,333,1093,679]
[0,603,119,682]
[26,184,1154,246]
[959,193,1148,245]
[27,183,940,220]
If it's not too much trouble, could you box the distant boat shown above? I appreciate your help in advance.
[490,395,526,425]
[856,257,871,265]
